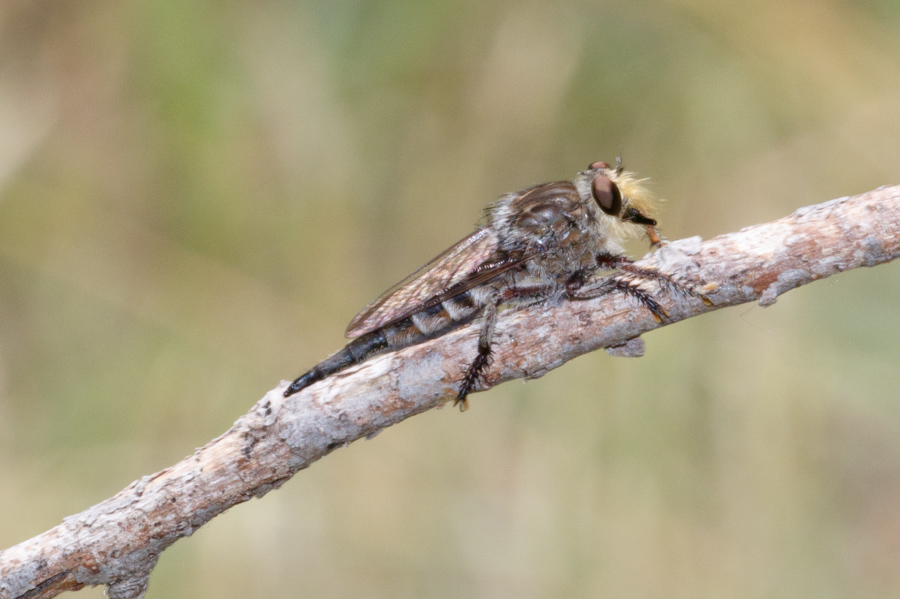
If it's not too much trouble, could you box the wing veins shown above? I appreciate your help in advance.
[345,228,528,338]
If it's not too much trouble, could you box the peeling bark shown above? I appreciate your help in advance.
[2,185,899,599]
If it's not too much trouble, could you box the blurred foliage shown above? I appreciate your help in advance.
[2,0,900,597]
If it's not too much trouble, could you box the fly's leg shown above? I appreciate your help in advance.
[596,252,711,306]
[284,329,389,397]
[567,271,669,322]
[568,252,706,322]
[456,302,497,411]
[455,284,558,410]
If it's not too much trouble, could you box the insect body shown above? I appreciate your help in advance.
[285,160,692,409]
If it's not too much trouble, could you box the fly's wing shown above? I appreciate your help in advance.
[345,227,526,338]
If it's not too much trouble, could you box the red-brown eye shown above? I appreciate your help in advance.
[591,175,621,216]
[589,161,610,170]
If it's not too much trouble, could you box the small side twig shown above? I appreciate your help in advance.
[1,185,899,599]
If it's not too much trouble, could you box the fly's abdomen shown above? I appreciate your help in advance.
[392,290,483,346]
[284,290,487,397]
[283,329,388,396]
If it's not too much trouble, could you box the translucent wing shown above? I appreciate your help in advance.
[346,227,525,338]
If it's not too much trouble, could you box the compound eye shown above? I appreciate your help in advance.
[589,161,610,170]
[591,175,621,216]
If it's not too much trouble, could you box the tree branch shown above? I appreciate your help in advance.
[2,185,899,599]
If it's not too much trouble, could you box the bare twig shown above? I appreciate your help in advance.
[2,185,899,599]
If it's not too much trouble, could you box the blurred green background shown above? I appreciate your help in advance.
[2,0,900,597]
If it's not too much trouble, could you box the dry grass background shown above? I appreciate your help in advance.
[2,1,900,597]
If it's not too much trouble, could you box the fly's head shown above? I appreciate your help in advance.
[576,159,661,246]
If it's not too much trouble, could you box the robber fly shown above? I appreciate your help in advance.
[285,160,697,409]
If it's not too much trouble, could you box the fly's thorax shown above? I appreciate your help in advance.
[489,176,628,279]
[509,181,586,228]
[488,180,598,254]
[524,228,621,281]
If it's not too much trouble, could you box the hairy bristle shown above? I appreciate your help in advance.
[609,170,660,239]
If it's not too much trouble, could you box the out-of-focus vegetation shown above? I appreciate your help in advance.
[2,0,900,597]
